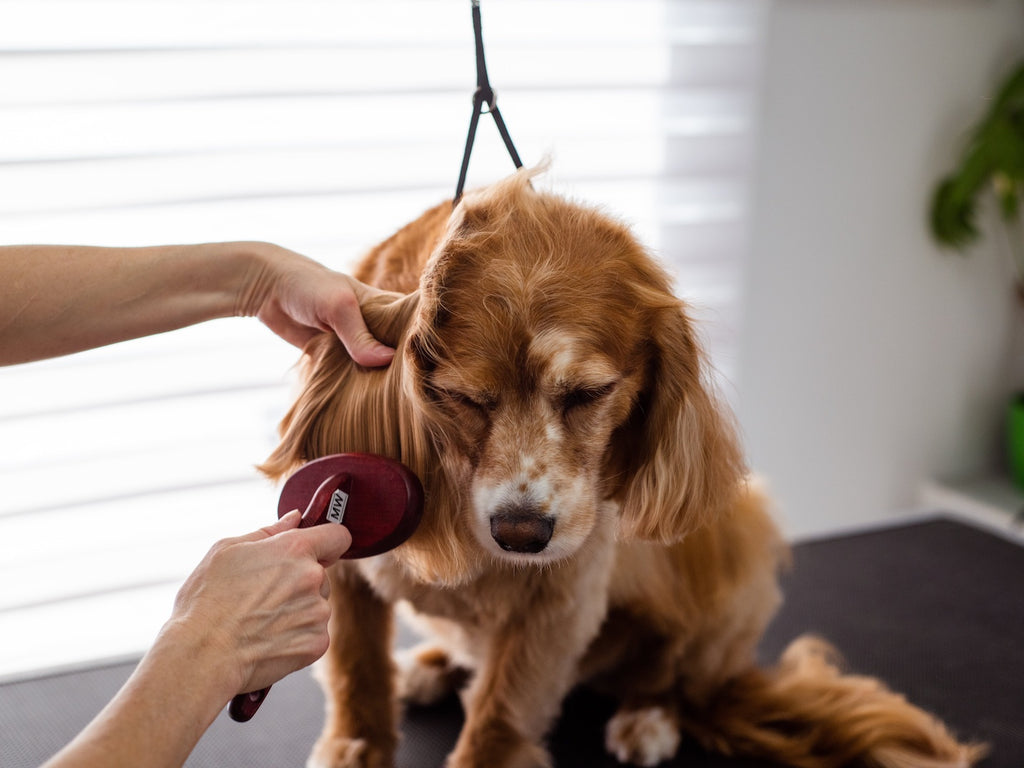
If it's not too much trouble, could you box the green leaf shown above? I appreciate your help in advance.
[930,177,979,249]
[928,60,1024,248]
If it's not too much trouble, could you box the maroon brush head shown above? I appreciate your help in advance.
[278,453,423,559]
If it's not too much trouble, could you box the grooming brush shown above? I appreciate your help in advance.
[228,453,423,722]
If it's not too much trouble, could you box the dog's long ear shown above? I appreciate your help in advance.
[259,291,424,480]
[261,288,480,585]
[615,301,746,543]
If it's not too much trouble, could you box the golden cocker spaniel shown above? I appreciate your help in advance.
[262,169,981,768]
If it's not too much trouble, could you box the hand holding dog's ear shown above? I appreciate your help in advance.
[246,244,396,367]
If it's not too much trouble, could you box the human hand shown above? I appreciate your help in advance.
[166,510,352,696]
[241,243,395,367]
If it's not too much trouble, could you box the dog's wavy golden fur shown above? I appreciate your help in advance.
[262,169,983,768]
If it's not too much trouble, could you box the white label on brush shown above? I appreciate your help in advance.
[327,489,349,524]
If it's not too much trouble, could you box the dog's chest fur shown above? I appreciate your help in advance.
[356,501,619,652]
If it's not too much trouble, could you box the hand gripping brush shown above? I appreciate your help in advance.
[228,453,424,722]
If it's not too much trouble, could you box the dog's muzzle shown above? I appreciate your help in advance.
[489,505,555,554]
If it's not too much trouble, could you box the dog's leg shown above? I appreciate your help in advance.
[581,608,689,768]
[444,621,572,768]
[308,563,397,768]
[586,496,786,768]
[445,544,615,768]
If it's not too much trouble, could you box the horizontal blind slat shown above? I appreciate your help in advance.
[1,1,756,51]
[1,89,750,163]
[0,135,752,215]
[1,39,759,106]
[1,178,746,259]
[0,584,178,681]
[1,48,679,105]
[0,482,278,574]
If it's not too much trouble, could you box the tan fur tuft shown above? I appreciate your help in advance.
[679,636,986,768]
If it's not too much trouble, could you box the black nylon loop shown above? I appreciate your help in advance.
[453,0,524,206]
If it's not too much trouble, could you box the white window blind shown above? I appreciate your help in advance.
[0,0,766,680]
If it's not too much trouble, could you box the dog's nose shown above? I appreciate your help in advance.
[489,506,555,554]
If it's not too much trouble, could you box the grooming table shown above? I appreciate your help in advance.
[2,516,1021,767]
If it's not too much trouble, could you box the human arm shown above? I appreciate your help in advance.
[0,242,394,367]
[41,511,352,768]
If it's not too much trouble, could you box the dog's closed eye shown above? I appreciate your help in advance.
[559,383,615,416]
[436,387,496,415]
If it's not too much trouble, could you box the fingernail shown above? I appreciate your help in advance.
[359,345,395,367]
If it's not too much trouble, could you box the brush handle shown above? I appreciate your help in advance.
[228,688,270,722]
[228,472,352,722]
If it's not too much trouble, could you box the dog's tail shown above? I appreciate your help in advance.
[680,636,985,768]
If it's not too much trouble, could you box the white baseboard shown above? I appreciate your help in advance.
[919,476,1024,545]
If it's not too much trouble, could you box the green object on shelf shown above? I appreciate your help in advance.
[1008,395,1024,490]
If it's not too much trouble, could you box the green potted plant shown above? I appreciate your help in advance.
[930,60,1024,488]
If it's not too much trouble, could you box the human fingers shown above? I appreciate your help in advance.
[225,509,302,546]
[324,281,394,368]
[337,320,395,368]
[294,522,353,566]
[243,244,388,363]
[256,300,320,350]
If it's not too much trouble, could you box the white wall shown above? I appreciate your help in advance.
[736,0,1024,538]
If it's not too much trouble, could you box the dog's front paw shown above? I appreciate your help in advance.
[307,736,391,768]
[605,706,681,767]
[396,643,469,706]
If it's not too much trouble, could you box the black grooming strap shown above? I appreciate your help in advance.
[453,0,523,206]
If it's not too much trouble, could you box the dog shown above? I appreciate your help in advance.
[261,168,983,768]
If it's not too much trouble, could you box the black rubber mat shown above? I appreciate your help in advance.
[2,516,1021,767]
